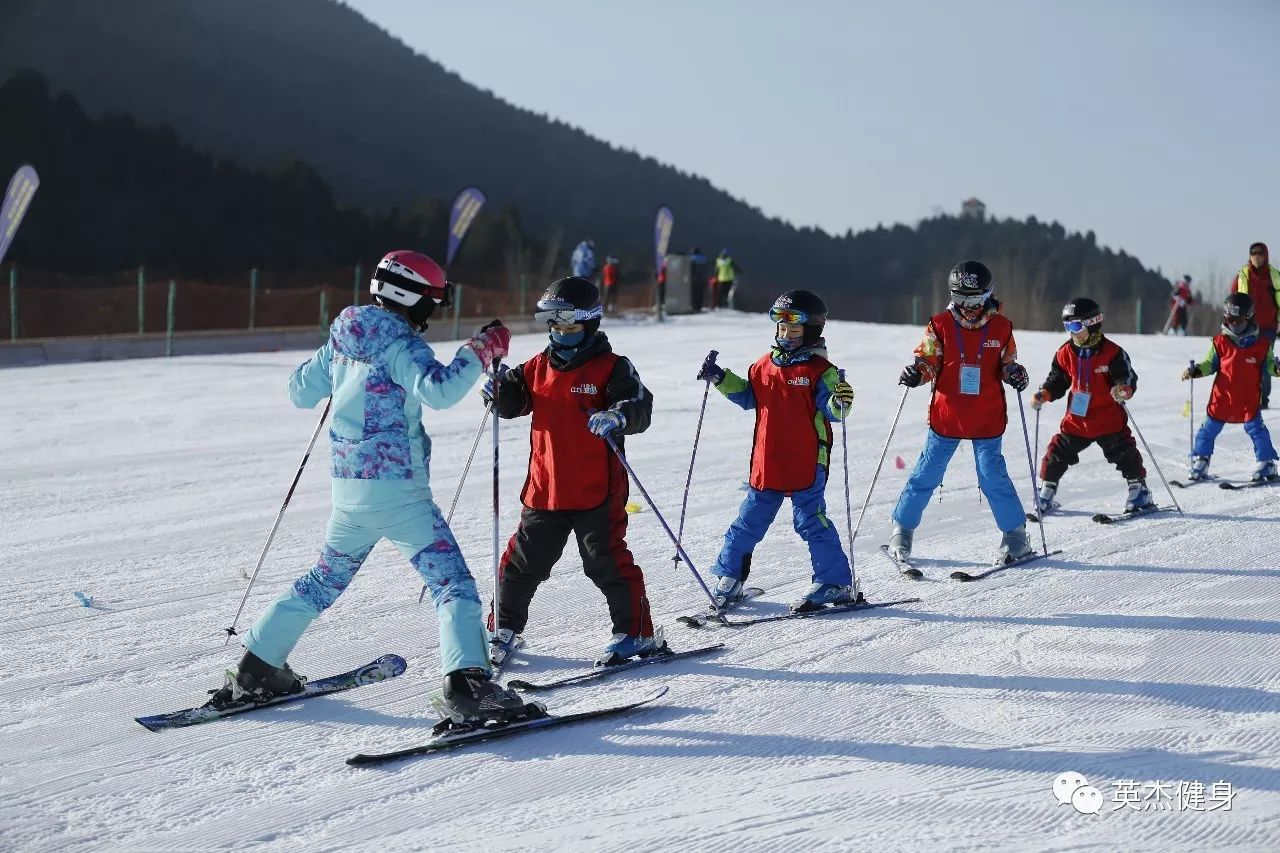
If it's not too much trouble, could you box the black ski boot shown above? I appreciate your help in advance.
[439,668,531,725]
[208,650,306,708]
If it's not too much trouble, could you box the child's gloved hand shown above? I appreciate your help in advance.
[1110,384,1133,403]
[832,380,854,409]
[1002,362,1029,392]
[481,363,510,404]
[1030,389,1051,410]
[587,408,626,437]
[467,320,511,369]
[1181,364,1202,381]
[898,364,923,387]
[696,350,725,384]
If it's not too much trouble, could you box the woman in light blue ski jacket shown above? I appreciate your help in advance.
[220,250,521,722]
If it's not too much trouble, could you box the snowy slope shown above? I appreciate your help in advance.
[1,312,1278,852]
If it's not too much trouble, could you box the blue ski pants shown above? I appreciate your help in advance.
[713,465,852,586]
[892,430,1025,533]
[244,500,489,676]
[1192,413,1277,461]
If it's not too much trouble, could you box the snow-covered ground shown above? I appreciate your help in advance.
[2,312,1278,852]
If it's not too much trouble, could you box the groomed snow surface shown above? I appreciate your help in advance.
[2,312,1277,852]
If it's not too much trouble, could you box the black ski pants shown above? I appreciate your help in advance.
[492,466,653,638]
[1039,427,1146,484]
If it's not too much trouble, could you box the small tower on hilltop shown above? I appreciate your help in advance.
[961,197,986,220]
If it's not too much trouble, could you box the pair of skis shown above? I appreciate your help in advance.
[879,543,1063,582]
[134,643,722,764]
[675,586,921,629]
[1172,474,1278,490]
[1027,503,1178,526]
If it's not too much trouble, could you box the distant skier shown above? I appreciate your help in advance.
[695,289,857,613]
[1030,298,1154,515]
[601,255,621,312]
[889,260,1033,566]
[216,250,525,724]
[1166,275,1194,335]
[1181,292,1280,483]
[714,248,740,309]
[485,276,659,666]
[570,239,597,281]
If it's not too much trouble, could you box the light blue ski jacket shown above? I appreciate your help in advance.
[288,305,484,511]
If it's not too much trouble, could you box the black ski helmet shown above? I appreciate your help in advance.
[770,289,828,346]
[947,260,993,298]
[536,276,602,338]
[1061,297,1104,334]
[1223,292,1255,336]
[1224,291,1254,321]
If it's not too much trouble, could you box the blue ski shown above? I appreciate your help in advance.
[135,654,407,732]
[346,686,668,765]
[950,549,1064,581]
[507,644,724,692]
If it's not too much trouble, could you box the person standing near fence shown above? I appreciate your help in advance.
[601,255,621,313]
[215,250,526,725]
[1232,242,1280,408]
[714,248,740,309]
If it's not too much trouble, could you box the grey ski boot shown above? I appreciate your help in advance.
[997,525,1035,565]
[887,523,914,561]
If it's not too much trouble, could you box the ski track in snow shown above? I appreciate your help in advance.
[1,313,1278,852]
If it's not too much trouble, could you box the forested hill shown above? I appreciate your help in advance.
[0,0,1170,327]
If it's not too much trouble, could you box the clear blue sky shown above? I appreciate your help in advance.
[346,0,1277,293]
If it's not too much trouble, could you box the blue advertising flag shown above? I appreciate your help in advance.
[446,186,486,267]
[653,206,674,273]
[0,164,40,266]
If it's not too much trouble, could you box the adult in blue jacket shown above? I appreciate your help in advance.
[215,250,524,724]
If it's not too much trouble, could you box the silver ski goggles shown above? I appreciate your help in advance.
[534,298,602,326]
[950,289,991,309]
[1063,314,1103,333]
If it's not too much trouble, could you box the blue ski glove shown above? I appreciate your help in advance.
[696,350,725,385]
[587,408,626,437]
[1002,362,1029,392]
[481,363,510,404]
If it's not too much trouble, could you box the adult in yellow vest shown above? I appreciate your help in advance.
[714,249,741,309]
[1232,241,1280,408]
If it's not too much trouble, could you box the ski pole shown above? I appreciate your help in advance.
[491,359,502,637]
[604,434,718,609]
[673,351,716,572]
[1034,405,1041,477]
[834,366,855,591]
[849,386,909,547]
[1124,402,1183,514]
[1015,394,1050,556]
[225,398,331,642]
[418,398,494,603]
[1188,360,1195,457]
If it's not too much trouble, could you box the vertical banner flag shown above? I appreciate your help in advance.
[0,165,40,266]
[446,186,486,267]
[653,205,673,273]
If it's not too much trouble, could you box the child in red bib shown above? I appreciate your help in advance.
[486,277,657,666]
[1029,298,1153,516]
[1181,292,1279,483]
[696,289,856,613]
[889,261,1033,569]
